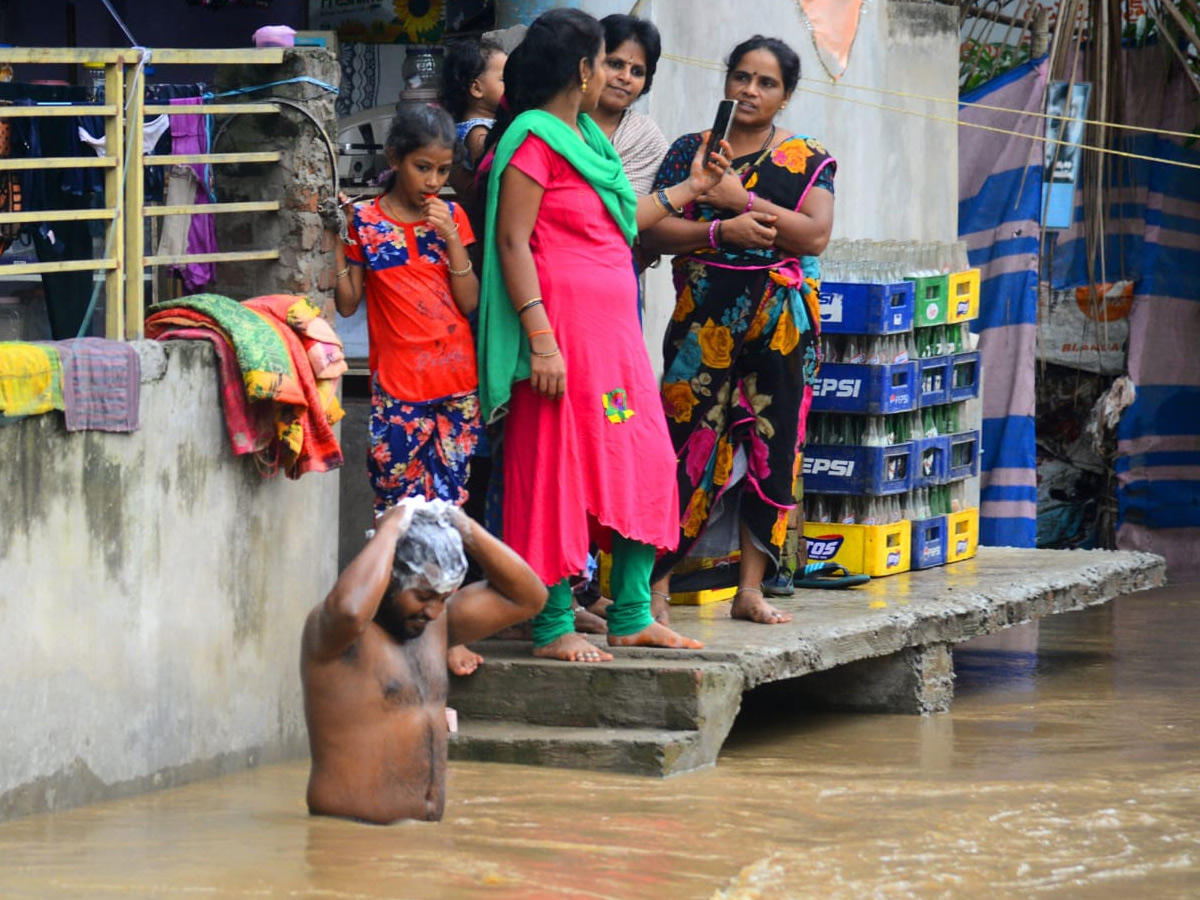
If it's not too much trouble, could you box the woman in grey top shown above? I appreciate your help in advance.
[590,14,670,195]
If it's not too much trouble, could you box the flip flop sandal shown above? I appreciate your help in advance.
[793,562,870,589]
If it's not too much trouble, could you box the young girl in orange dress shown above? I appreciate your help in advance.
[334,103,484,675]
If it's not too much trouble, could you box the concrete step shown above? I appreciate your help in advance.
[448,720,711,777]
[450,641,745,731]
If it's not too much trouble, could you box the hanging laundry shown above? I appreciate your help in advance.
[165,97,218,292]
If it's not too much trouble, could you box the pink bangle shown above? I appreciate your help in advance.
[708,219,720,250]
[743,191,756,214]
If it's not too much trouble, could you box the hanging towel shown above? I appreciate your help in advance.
[167,97,217,291]
[51,337,141,432]
[0,341,62,417]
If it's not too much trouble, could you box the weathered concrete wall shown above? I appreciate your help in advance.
[0,341,339,822]
[575,0,961,373]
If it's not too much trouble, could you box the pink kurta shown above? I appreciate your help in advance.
[502,135,680,585]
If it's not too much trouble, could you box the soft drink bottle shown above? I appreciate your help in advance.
[813,495,832,523]
[908,411,923,441]
[863,416,885,447]
[838,497,857,525]
[950,482,965,513]
[865,336,882,366]
[862,498,879,526]
[846,336,865,364]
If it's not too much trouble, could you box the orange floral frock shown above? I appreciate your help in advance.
[652,132,836,579]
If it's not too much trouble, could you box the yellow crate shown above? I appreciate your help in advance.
[670,585,738,606]
[947,268,981,323]
[946,507,979,562]
[803,520,911,577]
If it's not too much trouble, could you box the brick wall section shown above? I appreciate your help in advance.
[212,48,340,315]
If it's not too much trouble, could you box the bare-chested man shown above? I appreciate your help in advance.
[301,497,547,824]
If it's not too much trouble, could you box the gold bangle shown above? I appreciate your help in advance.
[530,347,561,358]
[336,266,350,279]
[651,190,670,216]
[517,297,543,315]
[448,260,473,277]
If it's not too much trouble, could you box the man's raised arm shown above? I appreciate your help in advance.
[445,510,547,647]
[303,503,415,663]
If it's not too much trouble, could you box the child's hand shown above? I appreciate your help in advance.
[422,196,459,242]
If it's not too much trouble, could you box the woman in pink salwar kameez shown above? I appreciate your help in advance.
[477,9,728,662]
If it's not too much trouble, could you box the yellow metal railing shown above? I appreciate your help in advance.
[0,48,286,339]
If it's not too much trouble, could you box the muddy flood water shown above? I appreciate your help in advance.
[2,584,1198,899]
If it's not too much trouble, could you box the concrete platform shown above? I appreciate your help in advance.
[449,547,1165,777]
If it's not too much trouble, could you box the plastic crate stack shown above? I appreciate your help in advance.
[802,264,982,577]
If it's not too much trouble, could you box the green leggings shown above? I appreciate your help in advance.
[532,534,656,647]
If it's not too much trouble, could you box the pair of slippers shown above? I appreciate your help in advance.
[763,562,870,596]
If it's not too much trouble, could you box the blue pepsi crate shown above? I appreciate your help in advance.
[818,281,915,335]
[914,435,950,487]
[810,361,919,415]
[949,351,981,402]
[917,355,951,406]
[802,441,916,496]
[910,514,948,569]
[946,430,980,481]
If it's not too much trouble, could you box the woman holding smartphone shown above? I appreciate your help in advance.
[477,8,730,662]
[642,35,837,626]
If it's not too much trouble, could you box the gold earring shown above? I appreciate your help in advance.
[581,77,588,92]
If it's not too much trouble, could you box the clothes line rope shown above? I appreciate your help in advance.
[660,50,1200,144]
[659,50,1200,171]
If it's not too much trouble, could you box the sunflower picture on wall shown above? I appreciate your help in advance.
[393,0,445,43]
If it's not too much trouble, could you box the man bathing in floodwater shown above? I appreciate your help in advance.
[301,497,546,824]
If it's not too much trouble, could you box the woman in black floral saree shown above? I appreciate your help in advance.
[643,35,836,625]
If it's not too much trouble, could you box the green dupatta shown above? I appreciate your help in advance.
[477,109,638,422]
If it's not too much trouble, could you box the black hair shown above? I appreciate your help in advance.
[726,35,801,94]
[600,14,662,96]
[485,8,604,154]
[379,103,457,191]
[440,38,505,122]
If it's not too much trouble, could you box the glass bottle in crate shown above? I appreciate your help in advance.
[865,336,882,366]
[837,497,857,525]
[845,335,865,364]
[950,482,966,513]
[812,495,832,523]
[863,416,885,447]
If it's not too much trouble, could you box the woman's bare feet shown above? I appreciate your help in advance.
[650,590,672,625]
[574,603,608,634]
[532,632,614,662]
[731,587,792,625]
[447,644,484,676]
[607,621,704,649]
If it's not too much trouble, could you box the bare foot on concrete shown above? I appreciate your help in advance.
[731,588,792,625]
[447,644,484,676]
[532,633,614,663]
[607,622,704,649]
[650,590,672,626]
[574,603,609,634]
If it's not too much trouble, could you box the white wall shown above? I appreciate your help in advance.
[580,0,961,373]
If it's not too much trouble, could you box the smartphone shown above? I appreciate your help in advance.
[705,99,736,161]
